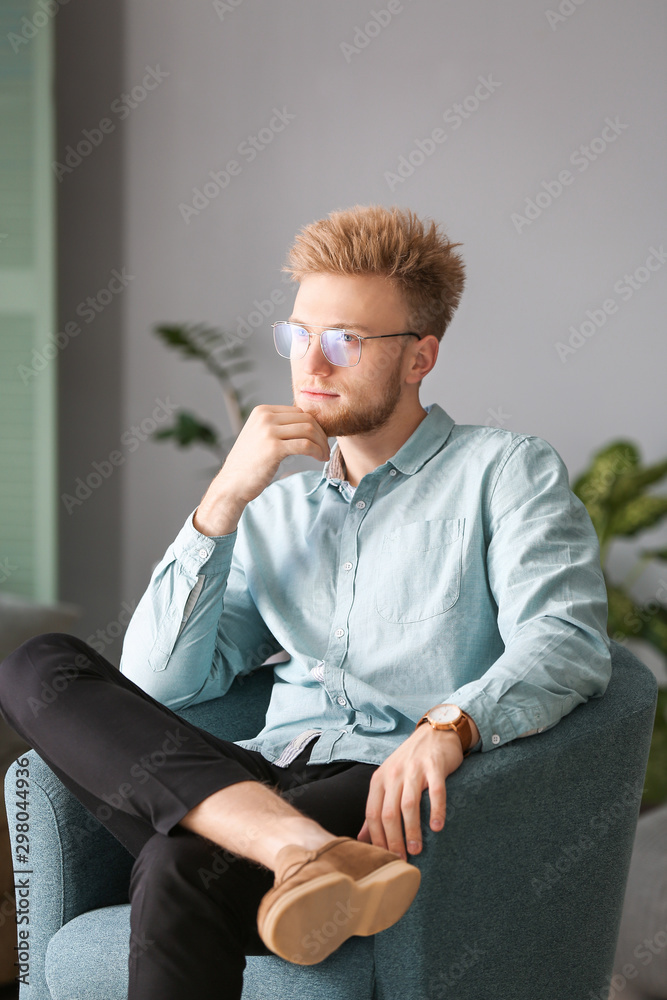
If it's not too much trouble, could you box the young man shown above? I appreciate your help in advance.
[0,205,611,998]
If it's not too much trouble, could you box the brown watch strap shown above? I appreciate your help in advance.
[416,707,475,756]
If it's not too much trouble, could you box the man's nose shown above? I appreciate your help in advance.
[301,332,334,370]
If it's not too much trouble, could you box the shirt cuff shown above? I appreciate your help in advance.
[447,686,521,753]
[170,507,238,577]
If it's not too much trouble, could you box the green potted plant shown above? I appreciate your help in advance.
[149,321,259,478]
[572,441,667,809]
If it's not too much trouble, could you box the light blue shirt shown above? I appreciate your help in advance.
[119,402,612,768]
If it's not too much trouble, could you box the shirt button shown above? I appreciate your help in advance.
[355,500,366,509]
[335,628,345,637]
[198,548,208,558]
[343,561,353,571]
[337,696,347,706]
[389,469,397,476]
[492,734,500,745]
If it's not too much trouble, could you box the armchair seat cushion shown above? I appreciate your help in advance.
[45,905,131,1000]
[44,902,376,1000]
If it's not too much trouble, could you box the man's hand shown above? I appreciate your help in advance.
[356,726,465,861]
[193,404,331,536]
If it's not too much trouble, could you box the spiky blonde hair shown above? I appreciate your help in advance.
[282,204,466,342]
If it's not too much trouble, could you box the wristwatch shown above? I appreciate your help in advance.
[415,703,475,758]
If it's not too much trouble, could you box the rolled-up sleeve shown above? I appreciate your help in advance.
[119,506,282,711]
[446,435,612,753]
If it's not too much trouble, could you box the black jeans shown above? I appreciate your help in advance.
[0,632,379,1000]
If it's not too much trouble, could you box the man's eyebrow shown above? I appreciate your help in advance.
[288,317,375,335]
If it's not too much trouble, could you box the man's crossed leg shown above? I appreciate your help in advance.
[0,632,421,998]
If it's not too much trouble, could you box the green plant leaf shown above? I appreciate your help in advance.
[641,547,667,562]
[219,360,256,375]
[641,607,667,659]
[606,583,645,640]
[151,322,256,444]
[606,496,667,538]
[572,441,640,508]
[608,459,667,507]
[238,402,257,422]
[153,325,204,359]
[152,411,220,448]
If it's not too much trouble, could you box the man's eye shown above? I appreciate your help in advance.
[341,333,355,343]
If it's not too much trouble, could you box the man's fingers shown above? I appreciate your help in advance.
[427,772,447,832]
[364,773,390,853]
[270,410,330,458]
[257,404,306,411]
[401,782,425,855]
[356,819,371,842]
[380,782,408,861]
[274,422,330,453]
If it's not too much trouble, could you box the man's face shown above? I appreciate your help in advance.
[289,273,417,437]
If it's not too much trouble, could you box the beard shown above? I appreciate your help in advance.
[291,347,406,438]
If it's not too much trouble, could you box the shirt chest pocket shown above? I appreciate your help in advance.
[374,517,465,623]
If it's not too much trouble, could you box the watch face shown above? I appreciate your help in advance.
[430,704,461,724]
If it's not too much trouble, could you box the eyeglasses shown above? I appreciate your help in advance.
[272,321,421,368]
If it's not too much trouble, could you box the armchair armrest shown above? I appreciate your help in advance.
[2,668,274,1000]
[4,749,135,1000]
[372,640,657,999]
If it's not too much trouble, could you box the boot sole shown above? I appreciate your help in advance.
[258,859,421,965]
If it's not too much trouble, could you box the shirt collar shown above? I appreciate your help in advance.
[304,402,456,496]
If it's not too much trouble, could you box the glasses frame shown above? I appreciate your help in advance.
[272,320,423,368]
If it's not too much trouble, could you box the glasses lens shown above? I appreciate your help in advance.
[273,323,360,366]
[274,322,309,359]
[321,329,360,366]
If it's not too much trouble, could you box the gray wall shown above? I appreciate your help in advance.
[58,0,667,672]
[56,1,125,658]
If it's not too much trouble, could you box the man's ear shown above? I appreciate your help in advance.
[406,335,439,383]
